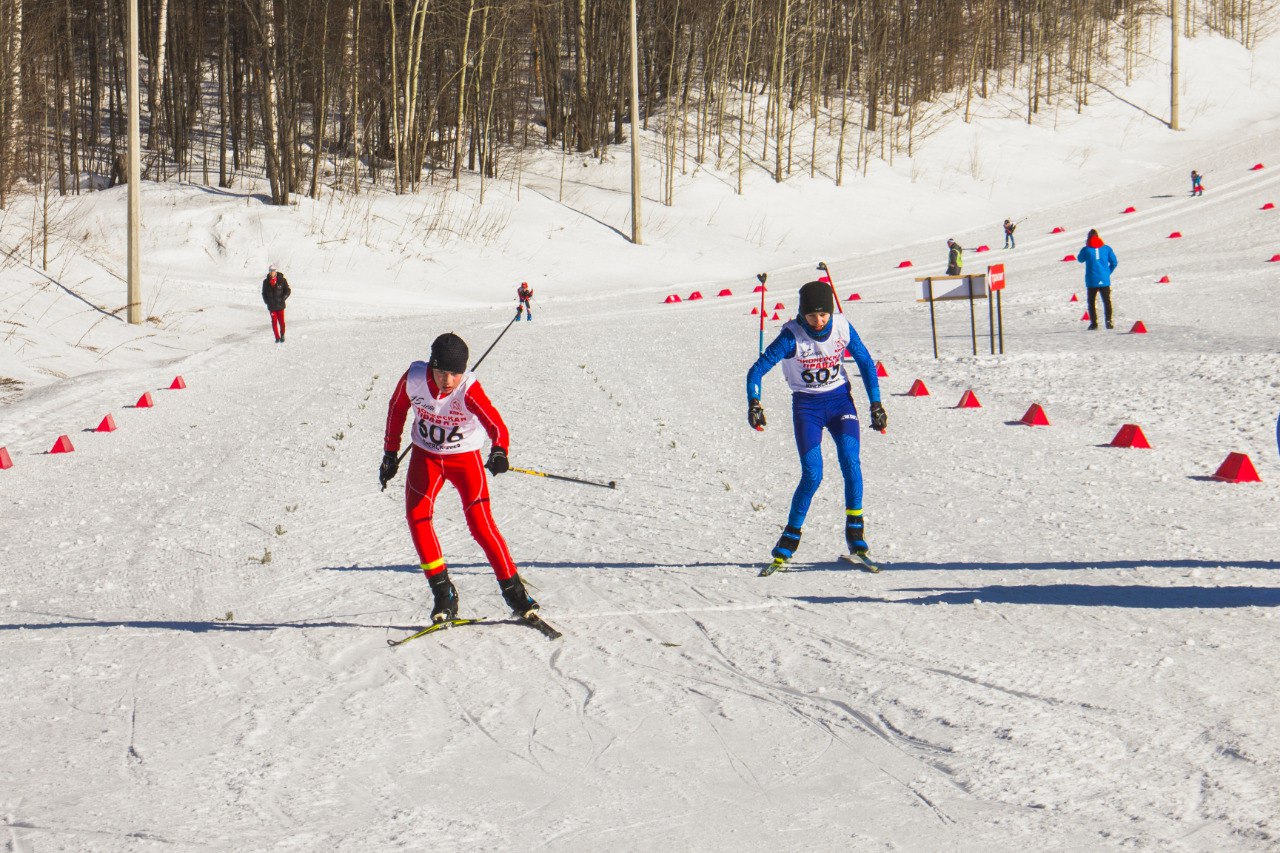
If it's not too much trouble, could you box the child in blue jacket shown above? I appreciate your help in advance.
[746,281,887,571]
[1077,229,1119,329]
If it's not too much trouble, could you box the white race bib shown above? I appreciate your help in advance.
[780,319,850,394]
[405,362,485,454]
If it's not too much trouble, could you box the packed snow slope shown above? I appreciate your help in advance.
[3,24,1280,853]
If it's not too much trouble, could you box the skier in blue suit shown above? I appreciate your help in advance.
[747,280,887,570]
[1077,228,1119,329]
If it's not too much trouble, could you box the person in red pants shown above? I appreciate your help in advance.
[262,265,291,343]
[379,332,539,622]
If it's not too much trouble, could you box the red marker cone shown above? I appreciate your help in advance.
[1051,226,1065,234]
[1157,275,1170,283]
[135,392,154,408]
[169,375,186,390]
[897,260,913,268]
[907,379,930,397]
[1168,231,1182,239]
[1130,320,1148,334]
[1062,254,1077,262]
[1269,255,1280,263]
[717,288,732,297]
[1123,206,1137,213]
[50,435,75,454]
[1212,452,1261,483]
[0,446,12,469]
[687,291,703,300]
[1261,202,1274,210]
[1019,403,1050,427]
[1081,311,1091,321]
[773,302,785,310]
[875,361,888,378]
[956,390,981,409]
[96,414,117,433]
[663,294,681,303]
[1250,163,1265,171]
[752,284,766,293]
[846,293,861,301]
[1070,293,1079,302]
[976,245,990,252]
[1110,424,1151,448]
[750,306,759,315]
[771,312,780,320]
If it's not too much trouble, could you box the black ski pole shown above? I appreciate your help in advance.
[394,313,520,466]
[510,466,617,490]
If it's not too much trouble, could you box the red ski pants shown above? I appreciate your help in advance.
[269,310,286,340]
[404,446,517,581]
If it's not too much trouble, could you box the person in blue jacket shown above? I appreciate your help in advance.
[747,281,887,571]
[1077,228,1119,329]
[1191,170,1204,196]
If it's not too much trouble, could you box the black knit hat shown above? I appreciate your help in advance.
[798,280,835,316]
[429,332,469,373]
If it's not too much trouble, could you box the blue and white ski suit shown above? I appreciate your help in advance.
[747,316,880,530]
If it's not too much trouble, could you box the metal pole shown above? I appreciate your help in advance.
[628,0,643,244]
[927,278,938,360]
[126,0,142,324]
[988,278,995,355]
[997,290,1005,354]
[967,275,977,356]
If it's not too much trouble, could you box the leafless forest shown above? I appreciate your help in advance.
[0,0,1270,207]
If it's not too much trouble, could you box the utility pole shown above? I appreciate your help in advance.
[1170,0,1181,130]
[126,0,142,323]
[628,0,642,245]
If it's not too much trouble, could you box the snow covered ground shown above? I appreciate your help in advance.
[3,23,1280,852]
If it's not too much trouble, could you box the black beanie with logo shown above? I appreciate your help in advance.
[798,280,835,316]
[429,332,469,373]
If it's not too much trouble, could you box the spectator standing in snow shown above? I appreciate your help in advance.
[746,281,887,571]
[262,265,291,343]
[1003,219,1017,249]
[516,282,534,321]
[945,239,963,275]
[1191,170,1204,197]
[379,332,540,623]
[1076,228,1119,330]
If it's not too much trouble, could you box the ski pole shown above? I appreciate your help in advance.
[816,261,843,314]
[756,272,767,354]
[394,312,521,466]
[510,466,617,490]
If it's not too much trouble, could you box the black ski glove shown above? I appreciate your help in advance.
[486,446,510,475]
[869,401,888,433]
[748,400,766,431]
[379,450,399,490]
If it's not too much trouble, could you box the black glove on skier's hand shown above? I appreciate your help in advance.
[869,401,888,433]
[748,400,766,431]
[379,450,399,490]
[486,447,509,475]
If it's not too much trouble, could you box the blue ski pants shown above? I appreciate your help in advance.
[787,385,863,530]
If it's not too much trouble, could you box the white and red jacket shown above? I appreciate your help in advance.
[384,363,509,455]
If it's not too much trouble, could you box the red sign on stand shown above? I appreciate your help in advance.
[987,263,1006,291]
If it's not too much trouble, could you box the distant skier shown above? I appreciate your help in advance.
[516,282,534,321]
[1077,228,1119,330]
[262,264,291,343]
[946,239,963,275]
[1191,170,1204,197]
[379,332,540,622]
[1003,219,1017,249]
[746,281,887,573]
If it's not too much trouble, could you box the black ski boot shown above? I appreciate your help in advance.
[427,569,459,623]
[846,511,868,554]
[771,526,802,562]
[499,573,539,618]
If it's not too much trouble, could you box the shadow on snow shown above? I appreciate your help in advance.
[795,584,1280,609]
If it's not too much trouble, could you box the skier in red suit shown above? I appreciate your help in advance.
[516,282,533,321]
[379,332,539,622]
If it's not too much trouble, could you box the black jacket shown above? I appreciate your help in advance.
[946,244,963,276]
[262,273,291,312]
